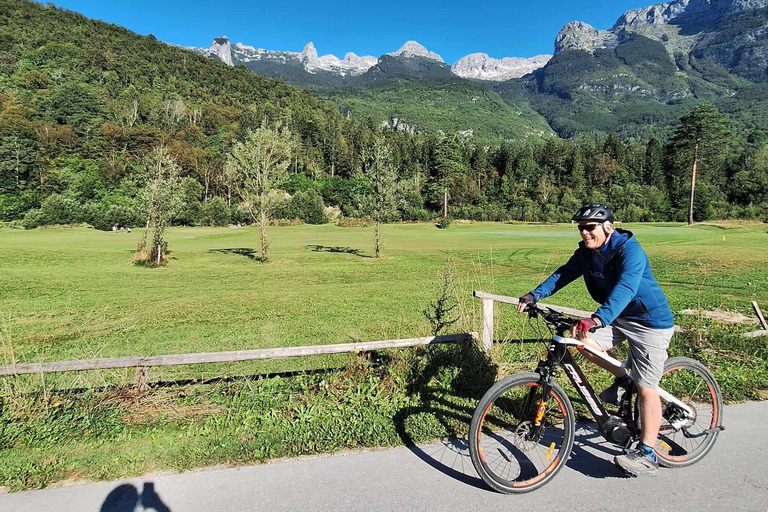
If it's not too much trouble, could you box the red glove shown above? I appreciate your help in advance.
[572,317,602,336]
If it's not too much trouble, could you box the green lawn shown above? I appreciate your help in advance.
[1,222,766,362]
[1,221,767,490]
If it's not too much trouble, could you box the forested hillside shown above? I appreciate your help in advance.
[0,0,767,228]
[497,32,768,139]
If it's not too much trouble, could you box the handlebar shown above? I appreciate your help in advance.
[522,303,574,333]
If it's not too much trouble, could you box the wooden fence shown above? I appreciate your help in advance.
[0,333,477,390]
[474,290,597,351]
[472,290,697,350]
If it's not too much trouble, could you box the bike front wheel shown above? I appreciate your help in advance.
[654,356,723,468]
[469,372,575,494]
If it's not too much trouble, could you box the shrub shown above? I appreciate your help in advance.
[291,189,327,224]
[21,208,44,229]
[0,191,40,221]
[200,197,231,226]
[402,207,431,222]
[38,193,83,225]
[335,216,374,227]
[174,178,203,226]
[437,217,451,229]
[80,201,111,230]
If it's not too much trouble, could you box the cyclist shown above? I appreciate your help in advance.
[516,204,675,477]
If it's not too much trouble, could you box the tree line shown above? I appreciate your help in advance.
[1,0,767,240]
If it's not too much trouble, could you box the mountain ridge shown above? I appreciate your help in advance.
[187,37,551,82]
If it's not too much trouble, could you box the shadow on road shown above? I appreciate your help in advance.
[393,341,497,490]
[100,482,171,512]
[392,341,627,491]
[567,424,624,479]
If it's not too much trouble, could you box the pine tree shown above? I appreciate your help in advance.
[668,102,731,224]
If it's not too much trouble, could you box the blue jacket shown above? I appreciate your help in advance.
[530,229,674,329]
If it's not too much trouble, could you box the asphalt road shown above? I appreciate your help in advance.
[2,401,766,512]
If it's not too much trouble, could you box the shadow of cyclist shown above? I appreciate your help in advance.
[567,423,625,479]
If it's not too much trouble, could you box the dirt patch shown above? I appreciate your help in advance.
[757,389,768,400]
[96,387,225,426]
[679,309,757,324]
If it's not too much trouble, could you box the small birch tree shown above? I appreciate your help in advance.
[226,125,294,262]
[358,137,401,258]
[135,146,183,266]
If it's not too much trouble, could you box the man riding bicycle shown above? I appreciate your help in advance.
[517,204,675,477]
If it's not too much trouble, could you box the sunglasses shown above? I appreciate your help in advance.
[577,224,600,232]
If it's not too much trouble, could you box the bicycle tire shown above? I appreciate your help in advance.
[469,372,575,493]
[653,356,723,468]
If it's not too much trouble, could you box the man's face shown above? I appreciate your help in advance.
[578,222,608,249]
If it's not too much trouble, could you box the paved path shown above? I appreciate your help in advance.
[2,401,766,512]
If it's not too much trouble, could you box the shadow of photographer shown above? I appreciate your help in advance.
[100,482,171,512]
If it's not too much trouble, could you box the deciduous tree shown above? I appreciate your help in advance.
[226,125,294,262]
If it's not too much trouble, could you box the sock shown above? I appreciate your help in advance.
[638,443,658,463]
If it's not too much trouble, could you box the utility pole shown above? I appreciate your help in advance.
[688,143,699,226]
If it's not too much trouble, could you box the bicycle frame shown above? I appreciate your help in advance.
[527,333,696,449]
[552,335,695,418]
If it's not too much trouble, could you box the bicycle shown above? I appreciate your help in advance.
[468,304,724,493]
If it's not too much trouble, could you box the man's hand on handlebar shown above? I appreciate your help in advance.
[570,317,602,340]
[517,293,536,313]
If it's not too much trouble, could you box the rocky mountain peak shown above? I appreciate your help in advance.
[556,0,768,54]
[452,53,552,81]
[388,41,444,62]
[301,42,320,67]
[209,36,233,66]
[555,22,618,53]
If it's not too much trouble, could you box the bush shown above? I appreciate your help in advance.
[21,208,44,229]
[0,191,40,221]
[402,207,431,222]
[200,197,231,226]
[291,189,327,224]
[437,217,451,229]
[174,178,203,226]
[80,201,110,230]
[38,194,83,225]
[335,216,373,227]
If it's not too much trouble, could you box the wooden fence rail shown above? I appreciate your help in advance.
[473,290,689,351]
[473,290,594,351]
[0,333,478,389]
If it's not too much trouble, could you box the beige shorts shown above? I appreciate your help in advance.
[589,317,674,389]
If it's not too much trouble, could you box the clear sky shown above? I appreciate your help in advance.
[47,0,653,63]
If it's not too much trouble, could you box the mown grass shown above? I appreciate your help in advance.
[1,222,767,490]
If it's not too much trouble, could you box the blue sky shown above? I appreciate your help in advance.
[49,0,653,63]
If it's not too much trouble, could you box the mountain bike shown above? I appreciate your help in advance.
[468,304,724,493]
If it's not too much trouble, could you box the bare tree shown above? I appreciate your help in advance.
[225,125,294,262]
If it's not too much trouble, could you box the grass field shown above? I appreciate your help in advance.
[1,221,767,490]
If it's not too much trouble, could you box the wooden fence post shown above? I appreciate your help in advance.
[482,298,494,352]
[752,301,768,331]
[135,366,150,392]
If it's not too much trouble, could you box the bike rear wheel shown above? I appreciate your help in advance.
[654,356,723,468]
[469,372,575,493]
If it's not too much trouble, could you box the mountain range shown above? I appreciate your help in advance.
[188,39,552,83]
[189,0,768,140]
